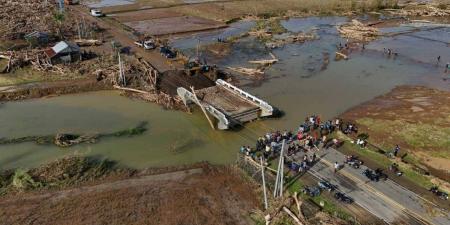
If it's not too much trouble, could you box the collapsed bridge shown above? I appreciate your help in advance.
[177,79,274,130]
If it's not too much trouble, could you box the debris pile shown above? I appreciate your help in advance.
[227,66,265,76]
[256,192,347,225]
[0,50,53,73]
[337,19,379,41]
[0,122,148,147]
[1,0,57,40]
[266,32,317,49]
[385,5,450,17]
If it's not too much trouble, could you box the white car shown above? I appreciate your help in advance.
[134,40,156,50]
[90,9,104,17]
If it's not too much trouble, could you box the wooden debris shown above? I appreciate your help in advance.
[282,206,304,225]
[249,52,278,65]
[0,50,53,73]
[335,52,348,60]
[384,5,450,17]
[337,19,379,41]
[74,39,103,46]
[227,67,264,76]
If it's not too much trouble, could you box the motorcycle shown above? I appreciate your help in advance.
[344,155,364,169]
[429,186,449,200]
[334,192,354,204]
[318,180,337,192]
[302,186,321,197]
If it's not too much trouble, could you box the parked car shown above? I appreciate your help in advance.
[90,9,104,17]
[134,40,156,50]
[160,46,177,59]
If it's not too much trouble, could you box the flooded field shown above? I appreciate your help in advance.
[84,0,136,8]
[1,16,449,170]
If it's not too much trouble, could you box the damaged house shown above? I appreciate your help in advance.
[45,41,81,64]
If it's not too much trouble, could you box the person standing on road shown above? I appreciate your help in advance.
[334,162,339,173]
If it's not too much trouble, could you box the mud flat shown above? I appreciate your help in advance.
[340,86,450,183]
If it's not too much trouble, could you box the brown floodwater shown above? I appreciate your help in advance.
[1,17,449,170]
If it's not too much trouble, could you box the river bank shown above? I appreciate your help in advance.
[339,85,450,190]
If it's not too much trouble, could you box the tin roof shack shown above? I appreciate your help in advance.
[45,41,81,64]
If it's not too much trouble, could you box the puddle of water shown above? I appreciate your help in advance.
[84,0,136,8]
[1,17,449,170]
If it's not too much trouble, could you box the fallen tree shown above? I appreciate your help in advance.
[0,122,148,147]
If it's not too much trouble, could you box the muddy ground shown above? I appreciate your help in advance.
[340,86,450,181]
[0,159,260,225]
[0,78,111,101]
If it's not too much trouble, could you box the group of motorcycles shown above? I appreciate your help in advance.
[302,180,354,204]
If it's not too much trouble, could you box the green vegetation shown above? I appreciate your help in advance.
[0,156,122,195]
[332,131,434,189]
[356,118,450,158]
[437,3,448,10]
[0,66,85,87]
[254,18,286,35]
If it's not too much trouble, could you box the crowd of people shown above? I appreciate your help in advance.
[240,115,362,173]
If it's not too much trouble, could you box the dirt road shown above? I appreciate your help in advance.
[70,5,183,73]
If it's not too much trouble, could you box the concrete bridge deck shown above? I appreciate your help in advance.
[177,79,274,129]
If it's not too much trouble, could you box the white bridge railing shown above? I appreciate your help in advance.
[216,79,274,116]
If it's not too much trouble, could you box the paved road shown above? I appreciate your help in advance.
[71,5,184,73]
[299,148,450,225]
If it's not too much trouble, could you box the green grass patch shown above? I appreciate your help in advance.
[356,118,450,151]
[310,195,354,221]
[400,166,434,188]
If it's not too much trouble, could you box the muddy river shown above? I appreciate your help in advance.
[1,17,449,169]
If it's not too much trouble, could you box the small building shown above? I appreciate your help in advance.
[24,31,49,47]
[45,41,81,64]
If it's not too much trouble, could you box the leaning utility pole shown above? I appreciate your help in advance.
[260,157,268,210]
[190,86,215,130]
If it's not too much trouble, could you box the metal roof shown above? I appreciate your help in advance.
[51,41,80,54]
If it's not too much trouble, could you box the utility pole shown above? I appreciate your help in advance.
[260,157,268,210]
[274,139,285,198]
[118,52,126,86]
